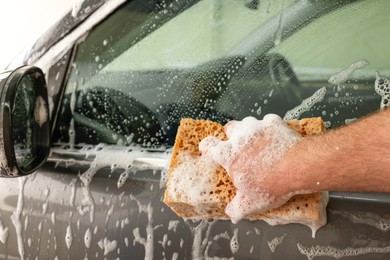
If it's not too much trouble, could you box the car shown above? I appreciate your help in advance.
[1,0,390,259]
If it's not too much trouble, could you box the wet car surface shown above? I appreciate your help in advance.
[1,0,390,259]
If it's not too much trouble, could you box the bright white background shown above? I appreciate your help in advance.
[0,0,72,69]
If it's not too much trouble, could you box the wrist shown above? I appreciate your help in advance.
[276,139,315,194]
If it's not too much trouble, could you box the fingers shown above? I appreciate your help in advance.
[225,193,250,224]
[224,120,237,139]
[226,192,274,223]
[199,136,232,170]
[263,113,283,123]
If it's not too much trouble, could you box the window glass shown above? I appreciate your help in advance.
[272,0,389,127]
[53,0,388,148]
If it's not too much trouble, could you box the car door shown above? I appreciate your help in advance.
[1,0,390,259]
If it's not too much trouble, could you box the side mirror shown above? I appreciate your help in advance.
[0,66,50,177]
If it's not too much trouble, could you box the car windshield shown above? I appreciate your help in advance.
[53,0,389,148]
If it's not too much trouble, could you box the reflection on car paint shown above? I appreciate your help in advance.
[283,87,327,120]
[328,59,369,86]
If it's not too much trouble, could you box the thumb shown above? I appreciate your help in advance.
[199,136,232,170]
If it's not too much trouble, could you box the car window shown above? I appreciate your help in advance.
[53,0,387,148]
[272,0,389,127]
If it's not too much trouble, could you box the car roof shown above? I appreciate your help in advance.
[7,0,105,70]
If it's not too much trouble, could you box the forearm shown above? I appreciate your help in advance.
[282,109,390,193]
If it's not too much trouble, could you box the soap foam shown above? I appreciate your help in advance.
[284,87,326,120]
[168,153,219,208]
[267,233,287,253]
[201,115,302,223]
[11,177,27,259]
[374,72,390,109]
[168,220,180,232]
[84,228,92,249]
[328,59,369,85]
[78,163,99,223]
[105,204,114,224]
[187,219,215,259]
[65,224,73,249]
[158,234,169,249]
[0,219,9,244]
[331,210,390,232]
[262,191,329,238]
[130,197,154,260]
[117,169,130,188]
[69,178,77,207]
[213,231,230,241]
[230,228,240,254]
[297,243,390,260]
[98,237,117,256]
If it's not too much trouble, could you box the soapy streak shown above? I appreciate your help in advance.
[259,190,328,238]
[130,195,154,260]
[11,177,26,259]
[374,72,390,109]
[297,243,390,260]
[98,237,117,256]
[331,210,390,232]
[187,219,216,259]
[328,59,369,85]
[267,233,287,253]
[0,216,9,244]
[284,87,326,120]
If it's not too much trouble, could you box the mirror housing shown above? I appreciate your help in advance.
[0,66,50,177]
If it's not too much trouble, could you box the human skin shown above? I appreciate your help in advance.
[199,110,390,222]
[280,109,390,194]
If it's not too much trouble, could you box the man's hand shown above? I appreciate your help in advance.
[199,114,303,223]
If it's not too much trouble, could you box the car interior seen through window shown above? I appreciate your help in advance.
[53,0,388,149]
